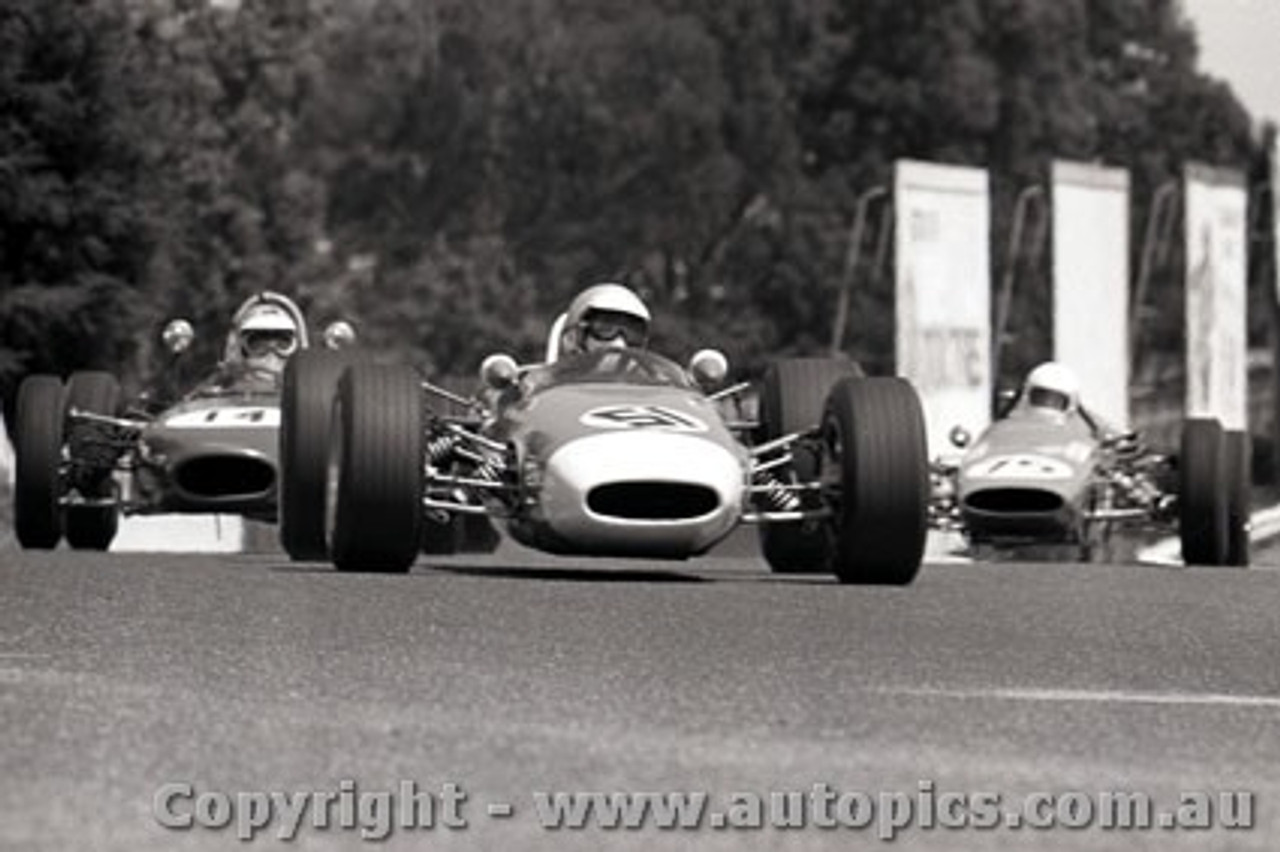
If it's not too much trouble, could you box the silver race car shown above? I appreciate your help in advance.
[279,348,933,583]
[930,380,1250,567]
[10,292,356,550]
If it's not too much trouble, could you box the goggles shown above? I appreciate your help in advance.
[1027,387,1070,412]
[242,329,298,359]
[581,311,647,347]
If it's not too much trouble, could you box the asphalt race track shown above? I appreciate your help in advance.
[3,537,1280,851]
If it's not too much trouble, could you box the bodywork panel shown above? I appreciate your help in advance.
[956,409,1100,543]
[130,389,281,519]
[488,351,749,557]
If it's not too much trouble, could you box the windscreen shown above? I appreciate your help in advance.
[523,349,695,394]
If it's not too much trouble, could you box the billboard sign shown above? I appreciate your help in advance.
[1184,164,1248,431]
[1051,160,1132,427]
[894,160,992,454]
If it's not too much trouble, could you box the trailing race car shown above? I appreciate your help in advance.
[929,363,1250,566]
[278,347,933,583]
[10,292,356,551]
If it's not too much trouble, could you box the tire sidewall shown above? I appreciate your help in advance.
[823,376,929,585]
[280,349,363,559]
[329,364,424,572]
[14,376,67,549]
[1179,418,1229,566]
[756,358,860,574]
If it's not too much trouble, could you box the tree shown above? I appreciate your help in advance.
[0,0,159,418]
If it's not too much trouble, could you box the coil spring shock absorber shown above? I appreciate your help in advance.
[424,433,459,466]
[458,446,504,485]
[476,452,503,484]
[753,470,801,512]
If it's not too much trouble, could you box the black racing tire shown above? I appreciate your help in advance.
[279,349,365,560]
[1223,429,1251,567]
[756,357,862,574]
[14,375,66,549]
[1179,418,1229,566]
[757,357,865,438]
[822,377,930,585]
[63,371,122,551]
[329,364,424,573]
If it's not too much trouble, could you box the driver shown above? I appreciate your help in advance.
[558,283,651,357]
[1022,361,1080,414]
[214,294,303,390]
[482,283,651,413]
[1018,361,1126,443]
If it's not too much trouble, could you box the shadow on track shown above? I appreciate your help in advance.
[262,558,707,584]
[429,563,710,584]
[260,550,843,585]
[426,560,844,586]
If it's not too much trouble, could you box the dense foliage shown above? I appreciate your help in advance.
[0,0,1265,418]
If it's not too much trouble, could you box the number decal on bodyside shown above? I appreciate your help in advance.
[580,405,708,433]
[964,454,1073,481]
[166,407,281,428]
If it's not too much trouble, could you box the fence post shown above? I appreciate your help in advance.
[830,186,888,355]
[992,184,1047,389]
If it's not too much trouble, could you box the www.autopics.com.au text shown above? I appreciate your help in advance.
[152,780,1255,841]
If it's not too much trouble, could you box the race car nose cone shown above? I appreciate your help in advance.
[538,431,744,557]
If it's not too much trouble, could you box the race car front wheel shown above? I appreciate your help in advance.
[328,364,424,573]
[14,375,66,549]
[1222,429,1251,567]
[280,349,364,560]
[1179,418,1229,566]
[63,371,122,551]
[822,376,930,585]
[756,357,861,574]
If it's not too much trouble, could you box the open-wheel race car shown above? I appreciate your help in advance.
[930,387,1251,567]
[278,348,933,583]
[10,292,356,551]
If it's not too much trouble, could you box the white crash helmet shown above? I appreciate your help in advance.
[1023,361,1081,413]
[561,283,651,354]
[224,293,305,366]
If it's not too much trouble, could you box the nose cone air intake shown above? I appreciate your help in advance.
[536,431,744,557]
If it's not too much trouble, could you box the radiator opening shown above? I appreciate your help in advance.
[965,488,1064,514]
[175,456,275,499]
[588,482,719,520]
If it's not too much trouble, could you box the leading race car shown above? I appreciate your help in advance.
[10,291,356,551]
[278,346,933,584]
[929,363,1250,566]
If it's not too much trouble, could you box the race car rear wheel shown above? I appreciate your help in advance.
[328,364,424,573]
[756,357,862,574]
[280,349,364,560]
[1223,429,1251,567]
[822,377,930,585]
[14,375,66,549]
[63,371,122,551]
[1179,418,1229,566]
